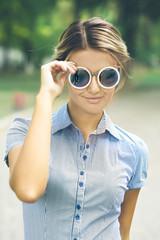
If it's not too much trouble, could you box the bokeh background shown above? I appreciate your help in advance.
[0,0,160,115]
[0,0,160,239]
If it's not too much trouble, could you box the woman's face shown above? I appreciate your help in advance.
[67,48,117,116]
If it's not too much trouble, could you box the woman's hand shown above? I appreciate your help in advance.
[40,60,77,101]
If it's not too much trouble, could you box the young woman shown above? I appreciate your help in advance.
[4,17,148,240]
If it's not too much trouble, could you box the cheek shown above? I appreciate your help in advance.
[103,89,115,105]
[67,85,83,100]
[104,88,115,98]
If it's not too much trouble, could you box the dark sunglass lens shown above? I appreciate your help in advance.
[99,68,119,87]
[70,69,90,88]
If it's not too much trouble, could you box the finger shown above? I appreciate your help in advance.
[50,61,68,72]
[47,62,68,80]
[42,60,76,79]
[42,60,67,73]
[65,61,77,71]
[64,63,78,74]
[66,61,77,66]
[58,61,77,74]
[58,72,67,85]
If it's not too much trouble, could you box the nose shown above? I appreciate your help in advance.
[87,76,101,94]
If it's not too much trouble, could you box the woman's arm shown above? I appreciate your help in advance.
[8,61,76,203]
[119,188,141,240]
[8,92,55,203]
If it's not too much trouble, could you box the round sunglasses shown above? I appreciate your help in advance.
[68,66,121,89]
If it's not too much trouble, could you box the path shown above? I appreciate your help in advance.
[0,89,160,240]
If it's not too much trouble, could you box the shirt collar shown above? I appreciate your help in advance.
[100,111,121,140]
[51,103,121,140]
[51,103,72,134]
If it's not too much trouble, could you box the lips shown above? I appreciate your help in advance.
[83,96,104,104]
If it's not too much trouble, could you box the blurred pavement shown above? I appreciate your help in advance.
[0,90,160,240]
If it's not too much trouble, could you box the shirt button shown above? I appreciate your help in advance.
[86,144,89,149]
[75,214,80,220]
[80,171,84,175]
[77,204,81,210]
[80,145,83,150]
[79,182,83,187]
[83,155,87,160]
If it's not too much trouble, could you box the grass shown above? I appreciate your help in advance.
[0,66,160,118]
[0,71,40,92]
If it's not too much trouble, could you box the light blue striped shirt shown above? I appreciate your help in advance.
[4,103,148,240]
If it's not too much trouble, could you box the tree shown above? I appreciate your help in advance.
[73,0,107,20]
[1,0,160,70]
[0,0,56,70]
[115,0,160,58]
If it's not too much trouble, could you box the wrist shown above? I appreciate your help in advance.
[36,89,56,108]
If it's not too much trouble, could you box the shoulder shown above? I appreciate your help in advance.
[4,118,31,167]
[6,117,31,140]
[113,125,149,189]
[8,117,31,132]
[115,124,148,154]
[115,124,148,174]
[13,117,31,125]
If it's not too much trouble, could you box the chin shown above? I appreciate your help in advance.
[81,104,104,115]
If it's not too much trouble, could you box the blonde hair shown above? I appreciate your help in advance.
[54,17,130,89]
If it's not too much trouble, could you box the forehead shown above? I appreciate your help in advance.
[68,48,117,71]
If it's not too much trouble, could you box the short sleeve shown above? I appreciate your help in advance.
[127,138,149,189]
[4,117,31,167]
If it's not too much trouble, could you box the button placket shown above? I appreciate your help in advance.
[72,140,88,239]
[75,169,86,215]
[72,135,92,240]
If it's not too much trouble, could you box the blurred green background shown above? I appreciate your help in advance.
[0,0,160,118]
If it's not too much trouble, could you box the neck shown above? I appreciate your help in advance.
[68,102,103,141]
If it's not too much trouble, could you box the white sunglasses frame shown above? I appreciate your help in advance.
[68,66,121,89]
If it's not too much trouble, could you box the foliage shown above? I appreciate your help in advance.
[0,0,160,70]
[114,0,160,59]
[0,0,57,68]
